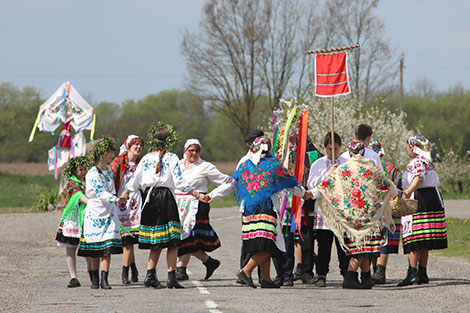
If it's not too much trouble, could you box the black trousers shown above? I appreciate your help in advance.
[315,229,349,276]
[300,216,316,276]
[272,225,295,281]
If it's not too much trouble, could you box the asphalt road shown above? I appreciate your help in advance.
[1,201,470,313]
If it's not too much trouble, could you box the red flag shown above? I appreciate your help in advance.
[315,52,350,97]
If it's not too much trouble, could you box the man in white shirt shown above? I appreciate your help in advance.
[307,132,349,287]
[340,124,383,170]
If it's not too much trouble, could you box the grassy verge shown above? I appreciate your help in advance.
[0,171,59,208]
[432,218,470,260]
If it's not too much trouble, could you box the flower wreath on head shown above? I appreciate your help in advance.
[90,136,116,165]
[147,121,179,152]
[63,155,92,180]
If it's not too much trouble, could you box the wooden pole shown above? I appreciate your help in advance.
[330,97,335,163]
[399,53,404,112]
[304,44,360,55]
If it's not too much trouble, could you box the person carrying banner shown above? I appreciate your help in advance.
[307,132,349,287]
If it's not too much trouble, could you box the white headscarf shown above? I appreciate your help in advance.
[184,138,201,151]
[183,139,202,161]
[119,135,139,155]
[248,136,271,165]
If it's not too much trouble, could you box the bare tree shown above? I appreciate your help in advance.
[181,0,398,136]
[181,0,320,136]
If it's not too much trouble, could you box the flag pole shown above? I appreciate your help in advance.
[330,97,335,163]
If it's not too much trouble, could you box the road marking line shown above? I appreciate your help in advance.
[192,280,210,294]
[205,300,218,309]
[211,215,239,221]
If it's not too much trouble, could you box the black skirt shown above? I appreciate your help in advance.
[138,187,181,250]
[178,201,221,256]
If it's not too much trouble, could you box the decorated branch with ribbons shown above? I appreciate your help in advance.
[28,81,96,178]
[272,98,309,235]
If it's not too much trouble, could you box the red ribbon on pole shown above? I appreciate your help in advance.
[291,109,308,232]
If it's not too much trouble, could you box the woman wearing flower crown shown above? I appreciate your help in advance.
[122,122,207,289]
[77,137,127,289]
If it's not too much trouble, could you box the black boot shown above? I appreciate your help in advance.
[130,263,139,282]
[122,266,130,285]
[144,269,163,289]
[418,265,429,284]
[100,270,111,289]
[293,263,303,281]
[361,271,374,289]
[91,270,100,289]
[167,270,184,289]
[175,266,189,281]
[371,264,386,284]
[397,266,419,287]
[342,271,363,289]
[88,270,93,283]
[203,257,221,280]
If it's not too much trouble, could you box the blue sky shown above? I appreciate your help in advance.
[1,0,469,104]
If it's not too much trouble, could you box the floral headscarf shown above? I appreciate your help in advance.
[119,135,140,155]
[408,134,431,161]
[348,140,365,157]
[248,136,271,165]
[368,140,385,157]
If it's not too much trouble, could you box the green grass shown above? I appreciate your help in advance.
[0,171,59,208]
[432,218,470,260]
[207,181,237,208]
[441,191,470,200]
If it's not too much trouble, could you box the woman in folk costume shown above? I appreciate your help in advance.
[397,135,447,287]
[56,156,91,288]
[174,139,228,281]
[77,137,126,289]
[122,122,207,289]
[313,141,397,289]
[209,136,312,288]
[368,140,403,284]
[110,135,144,284]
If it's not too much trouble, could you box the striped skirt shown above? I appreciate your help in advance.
[138,187,181,250]
[402,187,447,254]
[241,207,282,258]
[381,217,402,254]
[77,237,123,257]
[178,201,220,256]
[344,229,381,258]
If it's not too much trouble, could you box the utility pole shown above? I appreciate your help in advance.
[399,53,404,112]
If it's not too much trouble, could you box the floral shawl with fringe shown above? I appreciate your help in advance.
[317,156,394,250]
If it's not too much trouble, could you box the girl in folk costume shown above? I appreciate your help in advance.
[209,137,312,288]
[110,135,144,285]
[368,140,403,284]
[397,135,447,287]
[174,139,228,281]
[122,122,207,289]
[77,137,126,289]
[55,156,92,288]
[313,141,397,289]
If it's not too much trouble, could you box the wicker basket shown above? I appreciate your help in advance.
[390,198,418,217]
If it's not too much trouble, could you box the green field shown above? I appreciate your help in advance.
[0,171,59,209]
[432,218,470,260]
